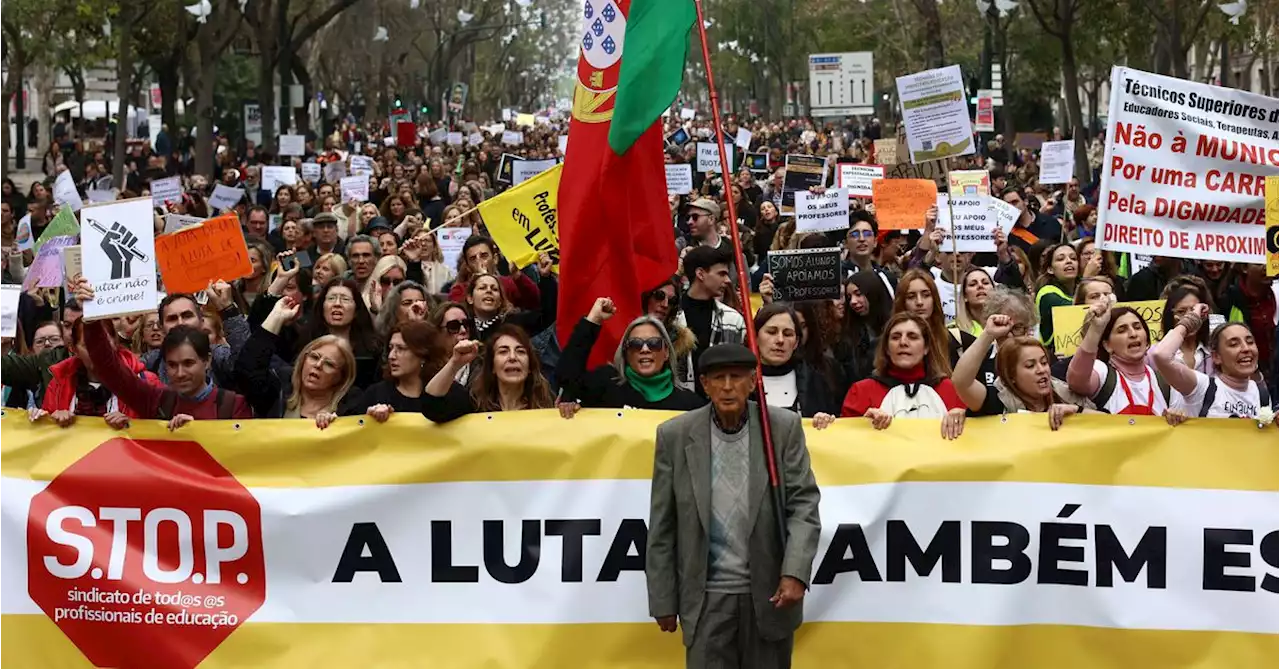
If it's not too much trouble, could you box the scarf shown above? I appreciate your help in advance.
[624,366,674,403]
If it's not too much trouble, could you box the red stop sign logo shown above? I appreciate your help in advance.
[28,437,266,668]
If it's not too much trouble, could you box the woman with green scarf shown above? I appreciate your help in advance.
[556,297,706,413]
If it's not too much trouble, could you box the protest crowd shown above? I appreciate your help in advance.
[3,108,1275,433]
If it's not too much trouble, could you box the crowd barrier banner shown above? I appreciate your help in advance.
[1,410,1276,669]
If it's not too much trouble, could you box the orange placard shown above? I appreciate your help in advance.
[155,213,252,293]
[871,179,938,230]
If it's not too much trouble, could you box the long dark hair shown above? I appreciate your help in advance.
[469,324,554,412]
[1161,283,1211,346]
[1097,306,1151,364]
[843,271,892,348]
[386,320,447,383]
[302,277,381,357]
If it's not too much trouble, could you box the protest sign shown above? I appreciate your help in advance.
[873,138,900,165]
[350,156,375,176]
[163,213,204,234]
[936,194,997,252]
[502,130,524,146]
[837,164,885,199]
[155,214,252,294]
[301,162,322,183]
[896,64,974,164]
[398,122,417,147]
[680,108,696,120]
[279,134,306,156]
[746,152,769,173]
[558,135,569,154]
[61,245,81,282]
[1267,175,1278,277]
[735,127,752,149]
[794,189,850,233]
[34,207,80,253]
[496,154,520,184]
[477,164,562,272]
[0,284,19,337]
[436,227,470,273]
[428,128,448,145]
[947,169,990,197]
[990,196,1022,232]
[340,175,370,203]
[447,132,464,146]
[782,154,826,214]
[667,127,690,146]
[86,189,116,204]
[261,166,298,193]
[696,142,734,173]
[513,159,558,186]
[383,136,396,147]
[665,164,693,195]
[150,176,182,208]
[324,162,347,183]
[468,132,484,147]
[14,216,33,252]
[209,184,245,212]
[1096,67,1278,263]
[22,236,77,290]
[79,197,158,320]
[1039,140,1075,184]
[975,90,995,132]
[767,248,843,301]
[516,113,536,127]
[1052,299,1165,355]
[487,123,506,136]
[872,179,937,230]
[53,170,82,212]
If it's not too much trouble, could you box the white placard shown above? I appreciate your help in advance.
[487,123,506,136]
[836,164,886,199]
[301,162,322,182]
[446,132,464,146]
[150,176,182,208]
[261,166,299,193]
[382,136,396,147]
[558,135,569,154]
[350,156,375,177]
[436,227,470,273]
[502,130,524,146]
[896,64,975,165]
[936,194,997,252]
[808,51,875,116]
[696,142,735,173]
[429,128,448,144]
[80,198,159,320]
[87,189,117,204]
[735,127,753,150]
[989,197,1022,233]
[15,215,33,251]
[61,245,82,284]
[279,134,306,156]
[340,175,370,203]
[468,132,484,147]
[512,159,557,186]
[163,213,204,234]
[1039,140,1075,185]
[324,162,348,183]
[665,164,693,195]
[794,189,851,233]
[53,170,83,212]
[680,108,696,120]
[0,284,20,338]
[209,184,245,212]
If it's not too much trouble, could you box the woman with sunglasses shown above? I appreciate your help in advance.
[362,255,407,314]
[348,321,444,421]
[300,277,383,390]
[432,301,478,385]
[556,297,704,414]
[423,324,556,423]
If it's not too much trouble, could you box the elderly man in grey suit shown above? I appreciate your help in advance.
[647,342,822,669]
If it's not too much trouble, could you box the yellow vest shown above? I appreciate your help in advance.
[1034,284,1070,345]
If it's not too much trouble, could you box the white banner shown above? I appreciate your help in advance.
[837,164,886,199]
[664,164,693,195]
[162,213,204,234]
[696,142,734,173]
[0,284,20,337]
[79,198,158,320]
[1096,66,1279,263]
[795,189,851,233]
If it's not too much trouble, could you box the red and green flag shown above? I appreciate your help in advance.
[557,0,693,364]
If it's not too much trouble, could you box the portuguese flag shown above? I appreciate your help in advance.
[557,0,693,364]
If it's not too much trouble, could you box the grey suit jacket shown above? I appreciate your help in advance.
[646,402,822,647]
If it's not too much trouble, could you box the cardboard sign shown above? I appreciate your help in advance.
[873,138,900,165]
[22,236,77,290]
[947,169,991,198]
[794,189,850,233]
[163,213,205,234]
[279,134,306,156]
[502,130,524,146]
[209,184,245,212]
[837,164,885,199]
[341,175,370,203]
[436,227,470,274]
[1039,140,1075,185]
[350,156,375,176]
[896,64,974,164]
[1052,300,1165,355]
[0,284,20,338]
[447,132,464,146]
[496,154,520,184]
[767,248,843,301]
[735,127,753,149]
[513,159,558,186]
[150,176,182,208]
[155,213,252,294]
[53,170,83,212]
[936,194,997,252]
[872,179,938,230]
[665,164,693,195]
[261,166,298,193]
[301,162,322,182]
[696,142,735,173]
[1267,175,1278,277]
[781,154,826,214]
[80,197,159,321]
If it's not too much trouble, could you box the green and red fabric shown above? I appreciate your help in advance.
[557,0,692,365]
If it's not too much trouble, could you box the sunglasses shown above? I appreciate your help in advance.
[444,319,469,334]
[380,276,404,288]
[650,291,677,305]
[626,336,664,352]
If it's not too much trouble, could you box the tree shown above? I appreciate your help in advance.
[1139,0,1215,78]
[1026,0,1090,179]
[189,1,243,177]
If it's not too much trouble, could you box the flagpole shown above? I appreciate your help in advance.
[692,0,786,539]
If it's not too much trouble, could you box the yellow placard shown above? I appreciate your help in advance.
[1266,175,1277,277]
[947,169,990,198]
[515,113,536,128]
[1052,299,1165,355]
[476,163,561,273]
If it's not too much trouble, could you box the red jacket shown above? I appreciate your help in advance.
[841,364,965,418]
[41,349,163,418]
[448,272,541,312]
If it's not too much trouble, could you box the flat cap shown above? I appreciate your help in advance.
[312,212,339,226]
[687,197,721,220]
[698,343,758,374]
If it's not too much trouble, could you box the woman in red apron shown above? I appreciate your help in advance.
[1066,299,1172,416]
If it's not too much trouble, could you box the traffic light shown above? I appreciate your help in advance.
[420,104,429,114]
[394,96,403,108]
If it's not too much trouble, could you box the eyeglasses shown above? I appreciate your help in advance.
[324,294,355,305]
[650,291,676,305]
[444,319,469,334]
[1010,324,1030,336]
[626,336,664,352]
[32,336,63,347]
[305,350,340,374]
[847,229,875,239]
[379,275,404,288]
